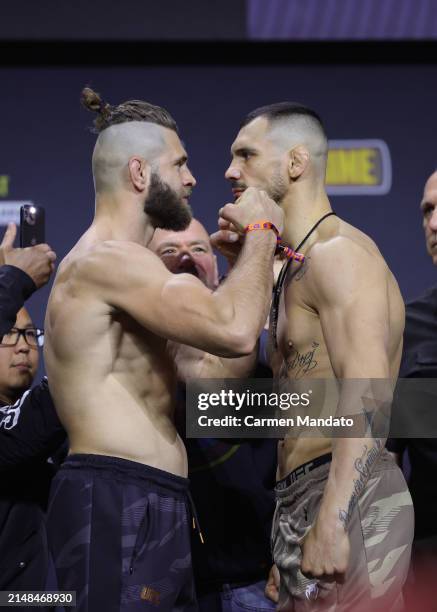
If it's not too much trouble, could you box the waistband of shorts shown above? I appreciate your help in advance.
[276,453,332,492]
[275,447,395,501]
[60,453,190,492]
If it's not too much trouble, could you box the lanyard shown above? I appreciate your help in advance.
[270,212,337,348]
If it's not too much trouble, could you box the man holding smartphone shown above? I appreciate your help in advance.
[0,223,62,595]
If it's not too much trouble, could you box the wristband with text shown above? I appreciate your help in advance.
[244,221,305,263]
[244,221,280,241]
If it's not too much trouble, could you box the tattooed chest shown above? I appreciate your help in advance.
[282,340,320,379]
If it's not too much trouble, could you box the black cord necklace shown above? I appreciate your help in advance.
[270,211,336,348]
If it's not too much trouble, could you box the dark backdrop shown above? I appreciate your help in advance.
[2,0,436,40]
[1,59,436,383]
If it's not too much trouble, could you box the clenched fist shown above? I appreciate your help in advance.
[219,188,284,237]
[300,514,350,579]
[212,189,284,268]
[0,223,56,288]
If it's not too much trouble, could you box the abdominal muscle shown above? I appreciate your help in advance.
[275,368,335,480]
[56,374,188,477]
[277,437,332,480]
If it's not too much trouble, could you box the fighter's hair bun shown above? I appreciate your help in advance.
[80,87,112,132]
[79,86,178,135]
[81,87,103,112]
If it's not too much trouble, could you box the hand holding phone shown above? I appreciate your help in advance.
[1,222,56,287]
[20,205,45,247]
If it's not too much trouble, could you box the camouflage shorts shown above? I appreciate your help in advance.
[272,450,414,612]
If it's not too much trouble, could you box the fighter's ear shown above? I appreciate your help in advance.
[128,156,151,193]
[287,145,310,180]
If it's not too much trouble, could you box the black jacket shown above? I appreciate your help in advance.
[0,265,65,591]
[387,285,437,539]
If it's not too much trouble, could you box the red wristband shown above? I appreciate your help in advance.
[244,221,305,262]
[244,221,280,241]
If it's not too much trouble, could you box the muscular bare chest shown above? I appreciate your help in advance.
[110,312,176,394]
[268,260,334,380]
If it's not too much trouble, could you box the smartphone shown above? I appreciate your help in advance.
[20,205,45,247]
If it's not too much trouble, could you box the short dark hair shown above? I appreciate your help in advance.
[81,87,178,134]
[241,102,326,137]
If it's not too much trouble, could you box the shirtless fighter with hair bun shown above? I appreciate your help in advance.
[44,88,283,612]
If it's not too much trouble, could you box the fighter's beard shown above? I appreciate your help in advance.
[144,173,192,231]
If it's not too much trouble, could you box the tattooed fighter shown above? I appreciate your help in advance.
[220,103,414,611]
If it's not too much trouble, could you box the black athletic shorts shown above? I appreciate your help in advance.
[47,454,198,611]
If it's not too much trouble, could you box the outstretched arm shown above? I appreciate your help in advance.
[93,229,275,357]
[88,189,282,357]
[168,338,259,380]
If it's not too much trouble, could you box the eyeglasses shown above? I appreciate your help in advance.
[0,327,44,348]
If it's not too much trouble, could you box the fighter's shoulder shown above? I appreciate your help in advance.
[86,240,160,269]
[90,239,154,259]
[307,232,387,300]
[310,225,384,273]
[71,241,164,287]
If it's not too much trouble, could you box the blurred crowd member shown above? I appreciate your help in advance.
[388,170,437,610]
[150,219,277,612]
[0,223,64,594]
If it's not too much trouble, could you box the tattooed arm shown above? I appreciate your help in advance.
[300,237,400,578]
